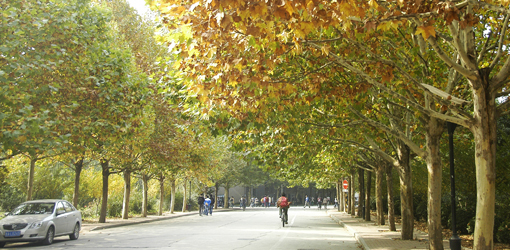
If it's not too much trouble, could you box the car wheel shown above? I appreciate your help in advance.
[0,242,5,248]
[69,223,80,240]
[42,226,55,245]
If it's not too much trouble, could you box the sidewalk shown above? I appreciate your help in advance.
[80,208,234,233]
[327,209,455,250]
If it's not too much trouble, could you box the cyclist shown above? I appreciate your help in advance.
[277,193,292,224]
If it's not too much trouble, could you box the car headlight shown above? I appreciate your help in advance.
[29,221,43,229]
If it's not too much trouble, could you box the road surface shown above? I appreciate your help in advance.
[3,207,360,250]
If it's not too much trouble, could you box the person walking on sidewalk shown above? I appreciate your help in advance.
[304,195,310,208]
[229,196,234,208]
[198,194,205,216]
[317,197,322,210]
[209,195,215,215]
[204,195,211,216]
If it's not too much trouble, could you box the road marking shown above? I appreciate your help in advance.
[269,213,297,250]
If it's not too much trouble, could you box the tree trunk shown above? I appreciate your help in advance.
[182,181,187,212]
[340,179,345,212]
[26,157,37,201]
[169,178,176,213]
[99,159,109,223]
[158,176,164,216]
[142,174,148,217]
[336,180,341,212]
[350,169,356,215]
[214,182,220,209]
[357,168,365,218]
[122,169,131,220]
[398,142,414,240]
[73,158,84,208]
[347,177,351,213]
[386,163,396,231]
[365,170,372,221]
[472,80,497,250]
[225,184,230,208]
[426,117,445,250]
[376,165,385,225]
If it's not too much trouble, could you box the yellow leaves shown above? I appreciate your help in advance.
[499,0,510,6]
[285,2,295,16]
[284,83,295,94]
[253,3,268,16]
[300,22,314,35]
[415,26,436,40]
[306,0,315,11]
[233,58,244,72]
[368,0,379,8]
[321,45,330,56]
[159,3,187,18]
[377,21,399,31]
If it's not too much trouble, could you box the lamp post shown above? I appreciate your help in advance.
[447,122,461,250]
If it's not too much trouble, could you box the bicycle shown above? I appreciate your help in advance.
[279,205,289,227]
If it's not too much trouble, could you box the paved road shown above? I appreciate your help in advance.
[3,207,360,250]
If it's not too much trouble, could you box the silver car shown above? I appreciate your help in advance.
[0,199,81,247]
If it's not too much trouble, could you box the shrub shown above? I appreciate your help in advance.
[413,193,428,222]
[496,221,510,243]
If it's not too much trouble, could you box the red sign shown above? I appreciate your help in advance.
[343,180,349,189]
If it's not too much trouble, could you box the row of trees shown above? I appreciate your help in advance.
[0,0,254,222]
[154,0,510,249]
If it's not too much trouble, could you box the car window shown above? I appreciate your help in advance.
[56,201,66,215]
[11,202,55,215]
[63,201,76,212]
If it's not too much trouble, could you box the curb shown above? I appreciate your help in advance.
[85,208,235,231]
[328,210,370,250]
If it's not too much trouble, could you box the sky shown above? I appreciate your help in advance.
[127,0,150,15]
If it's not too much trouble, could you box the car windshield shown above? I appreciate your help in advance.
[10,202,55,215]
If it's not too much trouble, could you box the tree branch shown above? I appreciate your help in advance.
[349,106,427,158]
[489,13,510,70]
[424,30,477,80]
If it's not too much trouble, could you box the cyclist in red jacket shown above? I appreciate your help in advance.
[277,193,292,224]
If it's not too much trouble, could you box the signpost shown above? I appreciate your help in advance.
[343,180,348,191]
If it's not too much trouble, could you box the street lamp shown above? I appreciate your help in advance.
[447,122,461,250]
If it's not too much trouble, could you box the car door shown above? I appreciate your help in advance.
[54,201,69,235]
[63,201,78,233]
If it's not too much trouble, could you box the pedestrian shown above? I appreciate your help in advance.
[209,195,215,215]
[317,197,322,210]
[240,196,247,211]
[323,197,328,210]
[204,195,211,216]
[198,194,205,216]
[229,196,234,208]
[304,195,310,208]
[334,197,338,208]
